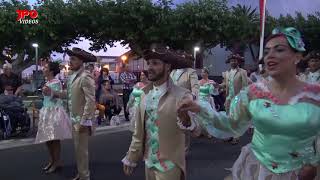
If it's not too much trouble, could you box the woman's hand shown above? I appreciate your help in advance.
[298,165,317,180]
[224,99,231,111]
[42,85,51,96]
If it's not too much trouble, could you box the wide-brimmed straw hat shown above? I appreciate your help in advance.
[66,47,97,62]
[143,44,194,69]
[225,53,244,64]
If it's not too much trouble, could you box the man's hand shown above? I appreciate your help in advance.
[79,125,90,134]
[123,164,134,176]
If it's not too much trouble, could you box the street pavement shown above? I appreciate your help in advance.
[0,127,251,180]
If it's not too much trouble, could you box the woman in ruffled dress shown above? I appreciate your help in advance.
[35,62,72,174]
[199,68,219,108]
[178,27,320,180]
[126,71,149,131]
[198,68,219,139]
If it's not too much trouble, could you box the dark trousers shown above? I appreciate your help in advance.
[105,105,121,121]
[123,89,132,121]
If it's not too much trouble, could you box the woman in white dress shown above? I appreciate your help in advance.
[35,62,72,174]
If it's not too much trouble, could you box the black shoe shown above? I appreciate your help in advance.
[45,165,62,174]
[42,163,52,171]
[71,175,80,180]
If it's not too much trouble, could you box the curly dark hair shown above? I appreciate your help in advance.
[48,61,60,76]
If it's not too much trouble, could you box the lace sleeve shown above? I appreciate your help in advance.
[195,87,252,138]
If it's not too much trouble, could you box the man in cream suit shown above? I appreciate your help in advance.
[170,68,199,97]
[222,53,248,145]
[45,47,96,180]
[122,45,199,180]
[170,66,199,155]
[300,50,320,84]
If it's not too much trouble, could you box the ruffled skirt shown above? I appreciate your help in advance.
[35,106,72,144]
[199,96,215,110]
[227,144,320,180]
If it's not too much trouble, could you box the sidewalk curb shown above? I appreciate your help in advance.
[0,123,130,150]
[95,123,130,135]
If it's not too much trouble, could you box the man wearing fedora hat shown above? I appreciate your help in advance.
[44,47,96,180]
[122,45,200,180]
[222,53,248,145]
[300,50,320,84]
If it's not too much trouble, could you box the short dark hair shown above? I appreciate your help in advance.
[48,62,60,76]
[102,79,109,84]
[101,80,113,89]
[142,70,148,78]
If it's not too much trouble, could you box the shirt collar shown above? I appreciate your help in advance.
[153,81,167,92]
[71,67,83,76]
[309,69,320,75]
[230,67,238,72]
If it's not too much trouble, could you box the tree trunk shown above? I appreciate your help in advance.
[248,43,257,62]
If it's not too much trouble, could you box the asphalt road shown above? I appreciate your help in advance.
[0,130,251,180]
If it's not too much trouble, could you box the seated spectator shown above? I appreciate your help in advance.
[3,84,14,95]
[0,63,22,96]
[96,80,121,125]
[96,67,114,101]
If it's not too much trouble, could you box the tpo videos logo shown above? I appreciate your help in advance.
[16,10,39,24]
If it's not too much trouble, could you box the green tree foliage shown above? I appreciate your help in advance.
[0,0,319,72]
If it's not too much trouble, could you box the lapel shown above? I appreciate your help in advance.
[233,68,240,80]
[315,70,320,81]
[172,69,186,82]
[70,68,85,93]
[72,68,84,85]
[140,84,152,124]
[158,79,174,110]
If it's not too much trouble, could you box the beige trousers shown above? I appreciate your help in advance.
[145,166,181,180]
[72,125,90,180]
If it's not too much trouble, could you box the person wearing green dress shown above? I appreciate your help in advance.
[178,27,320,180]
[198,68,219,139]
[35,62,72,174]
[126,71,149,131]
[199,68,219,108]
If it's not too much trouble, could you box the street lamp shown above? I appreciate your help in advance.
[32,43,39,90]
[194,46,200,68]
[121,55,128,63]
